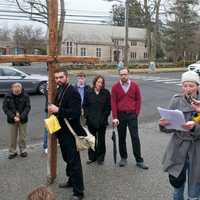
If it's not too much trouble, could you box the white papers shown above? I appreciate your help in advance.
[157,107,187,131]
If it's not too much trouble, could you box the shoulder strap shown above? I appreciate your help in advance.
[57,84,70,106]
[64,118,89,138]
[64,118,77,137]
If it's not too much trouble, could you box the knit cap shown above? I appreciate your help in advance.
[181,71,200,85]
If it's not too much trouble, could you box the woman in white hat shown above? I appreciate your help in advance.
[159,71,200,200]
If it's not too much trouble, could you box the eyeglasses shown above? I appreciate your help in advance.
[55,76,65,80]
[120,73,128,76]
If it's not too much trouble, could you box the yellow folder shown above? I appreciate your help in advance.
[44,115,61,134]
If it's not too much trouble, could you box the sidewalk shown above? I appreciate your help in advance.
[69,67,187,76]
[0,122,172,200]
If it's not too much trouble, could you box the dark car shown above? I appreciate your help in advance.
[0,66,48,94]
[12,61,31,66]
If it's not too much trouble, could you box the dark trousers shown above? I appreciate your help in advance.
[117,112,143,163]
[87,125,106,162]
[57,129,84,196]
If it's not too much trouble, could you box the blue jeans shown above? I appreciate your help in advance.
[43,128,48,149]
[172,160,200,200]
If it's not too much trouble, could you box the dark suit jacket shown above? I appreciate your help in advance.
[54,84,86,136]
[74,84,90,106]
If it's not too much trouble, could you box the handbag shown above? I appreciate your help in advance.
[64,118,95,151]
[44,114,61,134]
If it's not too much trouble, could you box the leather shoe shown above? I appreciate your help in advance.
[97,160,104,165]
[20,152,28,157]
[119,158,127,167]
[136,162,149,170]
[58,181,72,188]
[70,195,84,200]
[86,160,96,165]
[8,153,17,159]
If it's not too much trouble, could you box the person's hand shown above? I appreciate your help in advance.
[14,116,20,123]
[113,119,119,127]
[48,104,59,114]
[191,99,200,112]
[159,118,171,126]
[182,121,196,130]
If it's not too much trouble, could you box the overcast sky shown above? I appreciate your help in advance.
[66,0,115,12]
[0,0,120,30]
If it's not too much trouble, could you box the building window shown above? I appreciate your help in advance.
[81,48,86,56]
[112,39,119,46]
[131,41,137,46]
[130,52,136,59]
[144,52,148,59]
[112,39,124,46]
[96,48,101,57]
[65,41,73,55]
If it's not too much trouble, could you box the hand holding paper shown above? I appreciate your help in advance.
[157,107,188,131]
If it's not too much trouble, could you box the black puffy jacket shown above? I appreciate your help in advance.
[2,91,31,124]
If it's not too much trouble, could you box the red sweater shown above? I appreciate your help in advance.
[111,80,141,119]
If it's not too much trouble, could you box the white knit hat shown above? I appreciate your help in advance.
[181,71,200,85]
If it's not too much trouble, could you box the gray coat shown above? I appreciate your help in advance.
[162,93,200,186]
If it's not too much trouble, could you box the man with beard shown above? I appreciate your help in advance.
[111,68,148,169]
[48,68,85,200]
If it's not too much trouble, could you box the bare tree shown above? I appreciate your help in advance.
[0,27,11,41]
[111,0,164,63]
[15,0,65,54]
[12,25,46,54]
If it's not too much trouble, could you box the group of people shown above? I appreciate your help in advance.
[47,67,148,200]
[2,67,200,200]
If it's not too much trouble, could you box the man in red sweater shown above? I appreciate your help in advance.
[111,68,148,169]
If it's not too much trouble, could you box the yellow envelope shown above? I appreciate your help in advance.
[44,115,61,134]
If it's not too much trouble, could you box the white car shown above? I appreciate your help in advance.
[187,63,200,75]
[0,66,48,94]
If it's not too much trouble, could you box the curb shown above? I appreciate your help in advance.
[69,68,187,76]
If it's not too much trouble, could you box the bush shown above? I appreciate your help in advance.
[176,60,195,68]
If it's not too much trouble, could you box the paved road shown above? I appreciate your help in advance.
[0,64,185,199]
[0,63,182,149]
[0,122,172,200]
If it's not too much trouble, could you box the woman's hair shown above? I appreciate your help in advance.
[92,75,105,89]
[27,186,56,200]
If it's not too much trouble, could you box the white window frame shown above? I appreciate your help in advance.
[80,48,86,56]
[96,48,101,57]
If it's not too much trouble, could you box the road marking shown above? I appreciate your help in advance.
[164,81,181,84]
[110,74,181,86]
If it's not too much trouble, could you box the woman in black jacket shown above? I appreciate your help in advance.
[83,75,111,165]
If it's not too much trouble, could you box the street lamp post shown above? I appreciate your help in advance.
[107,0,129,66]
[124,0,129,66]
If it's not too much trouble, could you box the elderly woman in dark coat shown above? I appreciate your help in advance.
[83,75,111,165]
[159,71,200,200]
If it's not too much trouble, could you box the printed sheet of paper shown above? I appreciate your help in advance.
[157,107,187,131]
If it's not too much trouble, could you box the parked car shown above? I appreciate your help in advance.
[187,63,200,75]
[0,66,48,94]
[12,61,31,66]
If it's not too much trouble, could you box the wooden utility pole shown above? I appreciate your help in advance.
[0,0,98,184]
[47,0,58,183]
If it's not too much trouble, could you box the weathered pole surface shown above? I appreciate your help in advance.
[47,0,58,183]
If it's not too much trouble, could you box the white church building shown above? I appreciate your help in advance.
[62,23,148,63]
